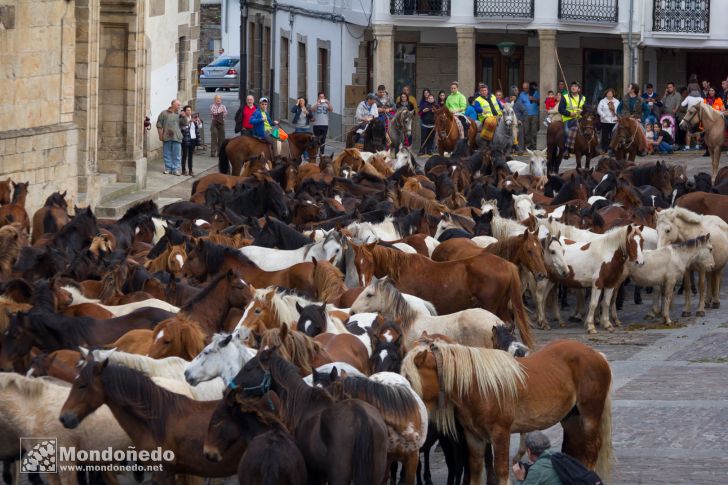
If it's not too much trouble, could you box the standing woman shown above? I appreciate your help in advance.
[618,83,643,119]
[291,97,314,133]
[437,90,447,108]
[180,105,199,176]
[313,92,332,155]
[418,91,437,155]
[209,95,227,157]
[597,88,620,154]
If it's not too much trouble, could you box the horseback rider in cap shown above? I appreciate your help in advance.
[250,97,280,153]
[475,83,503,142]
[559,81,585,159]
[354,93,379,145]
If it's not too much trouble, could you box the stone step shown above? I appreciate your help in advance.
[100,182,138,205]
[98,173,118,186]
[95,190,158,219]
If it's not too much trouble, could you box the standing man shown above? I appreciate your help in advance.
[209,95,228,158]
[558,81,585,159]
[156,99,185,175]
[519,81,540,150]
[313,91,333,156]
[661,82,682,126]
[234,95,257,136]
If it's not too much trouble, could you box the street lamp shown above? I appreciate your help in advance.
[239,0,248,100]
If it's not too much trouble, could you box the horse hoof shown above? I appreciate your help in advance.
[712,302,720,309]
[587,328,597,335]
[606,326,615,333]
[696,310,706,317]
[644,313,654,321]
[682,311,692,317]
[541,324,552,330]
[613,320,622,327]
[558,321,567,328]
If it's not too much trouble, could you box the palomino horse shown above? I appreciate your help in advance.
[547,107,600,173]
[401,337,613,485]
[680,102,726,183]
[221,348,389,485]
[610,116,648,162]
[388,107,414,155]
[433,106,462,156]
[59,355,246,482]
[218,132,321,175]
[345,117,387,152]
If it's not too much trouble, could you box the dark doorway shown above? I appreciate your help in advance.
[476,46,524,96]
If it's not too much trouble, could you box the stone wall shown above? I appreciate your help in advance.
[199,3,221,70]
[416,44,457,95]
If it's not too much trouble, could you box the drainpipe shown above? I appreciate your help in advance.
[240,0,248,100]
[270,1,277,119]
[628,0,635,83]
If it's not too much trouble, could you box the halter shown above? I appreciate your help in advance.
[682,103,703,127]
[437,112,456,140]
[577,114,596,144]
[619,120,638,150]
[429,343,447,410]
[229,370,272,394]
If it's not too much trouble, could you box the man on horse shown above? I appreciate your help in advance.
[354,93,379,146]
[475,83,502,142]
[445,81,470,133]
[559,81,585,159]
[250,97,279,154]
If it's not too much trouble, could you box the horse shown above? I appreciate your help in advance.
[218,132,321,175]
[349,242,532,342]
[388,107,414,155]
[611,116,648,162]
[680,102,726,183]
[677,191,728,224]
[184,330,258,386]
[205,389,308,485]
[628,235,715,324]
[401,337,613,485]
[0,224,27,283]
[656,207,728,316]
[433,106,462,156]
[240,230,344,271]
[345,117,387,152]
[311,369,428,485]
[223,347,389,484]
[59,355,246,482]
[30,191,70,244]
[254,216,311,249]
[620,161,672,199]
[0,181,30,232]
[349,275,524,349]
[0,178,11,205]
[572,106,600,169]
[56,281,180,316]
[489,103,519,157]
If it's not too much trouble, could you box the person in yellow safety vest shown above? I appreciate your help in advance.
[475,83,502,122]
[558,81,585,158]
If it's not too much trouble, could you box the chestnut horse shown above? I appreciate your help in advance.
[0,178,12,205]
[0,181,30,232]
[677,191,728,224]
[402,337,613,485]
[218,132,321,175]
[433,106,462,156]
[680,102,726,183]
[610,116,648,162]
[31,191,70,244]
[349,242,532,338]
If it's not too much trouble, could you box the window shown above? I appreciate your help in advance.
[208,56,238,67]
[583,49,623,102]
[318,48,329,98]
[297,42,307,98]
[394,43,416,97]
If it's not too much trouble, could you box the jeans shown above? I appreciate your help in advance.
[524,115,538,150]
[657,141,673,154]
[163,141,181,173]
[420,124,434,154]
[600,122,615,152]
[181,143,194,173]
[313,125,328,155]
[210,122,225,156]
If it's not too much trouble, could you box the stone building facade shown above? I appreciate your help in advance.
[0,0,199,217]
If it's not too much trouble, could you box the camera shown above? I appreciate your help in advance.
[518,461,531,477]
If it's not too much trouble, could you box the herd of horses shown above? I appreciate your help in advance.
[0,115,728,485]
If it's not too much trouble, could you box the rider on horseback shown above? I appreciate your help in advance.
[445,81,470,132]
[354,93,379,145]
[475,83,502,141]
[559,81,585,159]
[250,97,279,149]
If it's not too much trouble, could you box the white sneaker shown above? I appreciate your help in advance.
[163,170,170,174]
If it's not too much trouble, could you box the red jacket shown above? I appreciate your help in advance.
[242,105,256,130]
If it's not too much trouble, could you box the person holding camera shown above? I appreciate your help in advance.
[313,92,332,155]
[512,431,562,484]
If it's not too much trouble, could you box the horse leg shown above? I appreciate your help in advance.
[615,281,625,310]
[711,267,724,308]
[548,285,566,327]
[662,282,674,325]
[681,271,693,317]
[696,268,707,317]
[569,288,585,322]
[584,286,601,334]
[512,433,527,465]
[488,426,511,485]
[608,288,621,327]
[535,278,551,330]
[463,430,486,485]
[402,452,418,485]
[634,284,643,304]
[599,287,615,331]
[646,284,661,320]
[389,462,399,485]
[483,442,497,485]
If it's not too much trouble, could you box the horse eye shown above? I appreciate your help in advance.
[78,384,87,390]
[164,340,171,345]
[366,293,373,298]
[550,250,555,254]
[254,308,262,314]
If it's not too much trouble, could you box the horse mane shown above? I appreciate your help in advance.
[200,240,255,274]
[98,363,191,441]
[313,259,347,302]
[0,224,24,271]
[587,225,632,254]
[398,190,449,216]
[402,340,524,421]
[267,288,315,328]
[370,245,417,281]
[155,316,208,358]
[233,394,288,431]
[0,372,49,398]
[370,277,419,329]
[23,308,95,348]
[490,215,527,240]
[260,327,322,376]
[181,271,228,312]
[98,270,121,303]
[542,217,592,241]
[332,376,420,431]
[0,298,31,333]
[659,207,702,225]
[486,233,527,262]
[615,185,642,208]
[102,350,188,379]
[672,234,711,249]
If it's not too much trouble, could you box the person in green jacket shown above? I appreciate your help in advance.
[445,81,469,131]
[512,431,563,485]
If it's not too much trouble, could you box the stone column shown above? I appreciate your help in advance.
[456,27,475,93]
[538,29,557,118]
[622,33,641,91]
[372,24,394,94]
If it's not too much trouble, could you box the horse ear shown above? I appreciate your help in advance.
[295,302,304,313]
[279,322,289,341]
[365,241,377,251]
[329,366,339,381]
[311,257,318,267]
[319,302,327,313]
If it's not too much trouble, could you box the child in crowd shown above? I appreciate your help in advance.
[544,92,562,126]
[645,122,656,155]
[464,96,482,121]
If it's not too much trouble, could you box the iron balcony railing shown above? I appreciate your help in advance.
[558,0,618,23]
[653,0,710,33]
[390,0,450,16]
[474,0,534,19]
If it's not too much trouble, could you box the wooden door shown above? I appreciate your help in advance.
[476,47,524,94]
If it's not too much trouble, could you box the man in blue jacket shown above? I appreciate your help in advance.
[519,81,540,150]
[250,97,278,143]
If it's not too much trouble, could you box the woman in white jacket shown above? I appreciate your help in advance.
[597,88,620,153]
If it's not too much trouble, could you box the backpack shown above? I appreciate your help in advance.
[549,452,604,485]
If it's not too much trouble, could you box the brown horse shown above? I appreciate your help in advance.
[147,317,208,360]
[349,242,532,338]
[433,106,463,156]
[546,109,600,173]
[219,132,321,175]
[0,181,30,232]
[680,102,726,183]
[30,191,70,244]
[0,224,27,283]
[402,337,613,485]
[191,173,251,196]
[677,191,728,224]
[0,178,12,205]
[611,116,648,162]
[182,239,316,297]
[108,328,154,355]
[60,355,245,483]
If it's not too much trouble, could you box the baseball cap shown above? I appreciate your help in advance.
[259,97,269,103]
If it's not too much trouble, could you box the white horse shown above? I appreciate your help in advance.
[523,233,571,330]
[59,284,180,316]
[561,225,645,333]
[628,236,715,324]
[656,207,728,316]
[513,193,546,221]
[350,276,512,348]
[87,348,225,401]
[506,148,548,177]
[184,330,257,386]
[346,217,404,242]
[240,230,344,271]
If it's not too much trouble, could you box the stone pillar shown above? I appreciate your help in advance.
[538,30,557,118]
[372,24,394,94]
[456,27,475,93]
[622,33,641,92]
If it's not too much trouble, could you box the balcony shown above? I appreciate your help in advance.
[558,0,618,23]
[390,0,450,16]
[653,0,710,33]
[474,0,534,19]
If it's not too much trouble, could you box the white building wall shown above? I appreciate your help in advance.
[221,0,242,56]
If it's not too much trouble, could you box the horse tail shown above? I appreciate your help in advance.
[351,405,378,485]
[191,179,200,196]
[595,376,614,481]
[42,209,58,235]
[218,139,230,174]
[509,265,535,349]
